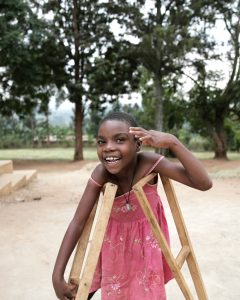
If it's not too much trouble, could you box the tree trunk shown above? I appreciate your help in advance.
[213,133,228,159]
[154,75,164,132]
[72,0,83,161]
[31,115,35,147]
[74,102,84,161]
[206,121,228,160]
[154,75,165,155]
[45,108,50,147]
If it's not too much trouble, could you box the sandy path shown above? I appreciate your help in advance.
[0,160,239,300]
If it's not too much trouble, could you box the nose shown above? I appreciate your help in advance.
[104,140,116,151]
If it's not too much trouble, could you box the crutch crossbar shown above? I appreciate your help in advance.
[176,245,191,269]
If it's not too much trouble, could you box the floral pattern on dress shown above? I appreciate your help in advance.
[136,268,163,293]
[104,274,124,297]
[132,232,161,258]
[113,203,137,213]
[144,233,161,250]
[103,235,125,262]
[90,181,173,299]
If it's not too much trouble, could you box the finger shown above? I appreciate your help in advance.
[64,289,75,300]
[60,296,72,300]
[69,284,77,297]
[129,126,144,130]
[129,128,148,138]
[129,127,146,134]
[69,282,78,290]
[138,136,152,145]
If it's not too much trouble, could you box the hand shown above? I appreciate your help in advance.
[129,127,175,149]
[53,277,78,300]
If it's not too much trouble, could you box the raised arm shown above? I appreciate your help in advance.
[129,127,212,191]
[52,179,102,300]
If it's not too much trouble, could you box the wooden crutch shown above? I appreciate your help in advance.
[68,182,118,300]
[68,175,207,300]
[133,173,208,300]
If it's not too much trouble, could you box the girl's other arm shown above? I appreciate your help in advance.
[52,179,102,299]
[129,127,212,191]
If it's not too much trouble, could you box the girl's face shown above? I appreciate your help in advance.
[96,119,139,175]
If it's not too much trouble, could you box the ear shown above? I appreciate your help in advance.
[136,139,142,152]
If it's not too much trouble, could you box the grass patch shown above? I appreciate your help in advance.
[0,147,98,161]
[0,148,239,161]
[192,151,240,160]
[210,168,240,178]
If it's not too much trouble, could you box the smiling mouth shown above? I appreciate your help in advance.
[104,156,121,164]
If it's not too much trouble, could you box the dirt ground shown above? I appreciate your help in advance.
[0,159,240,300]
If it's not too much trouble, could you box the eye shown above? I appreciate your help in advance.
[116,137,125,143]
[97,139,105,145]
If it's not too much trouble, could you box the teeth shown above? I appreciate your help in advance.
[105,157,119,161]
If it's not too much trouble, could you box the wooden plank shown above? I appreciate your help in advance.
[133,183,195,300]
[0,170,37,197]
[75,182,117,300]
[0,181,12,196]
[0,160,13,174]
[14,170,37,183]
[176,246,190,269]
[0,172,27,192]
[2,172,27,190]
[160,176,208,300]
[69,202,98,285]
[132,172,157,187]
[70,173,208,300]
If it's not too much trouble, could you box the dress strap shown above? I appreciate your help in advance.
[144,155,164,176]
[89,176,103,188]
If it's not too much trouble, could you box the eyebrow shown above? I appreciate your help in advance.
[97,133,129,139]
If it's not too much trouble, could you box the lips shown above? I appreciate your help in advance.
[104,156,120,167]
[104,156,121,165]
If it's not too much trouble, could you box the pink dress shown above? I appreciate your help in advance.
[90,158,173,299]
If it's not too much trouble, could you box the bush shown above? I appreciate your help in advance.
[188,135,212,151]
[0,134,32,149]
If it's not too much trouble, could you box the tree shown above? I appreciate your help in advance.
[0,0,68,119]
[43,0,146,160]
[187,0,240,159]
[188,71,227,158]
[130,1,216,133]
[41,0,121,160]
[87,40,141,107]
[137,67,186,132]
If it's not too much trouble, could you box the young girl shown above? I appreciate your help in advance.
[52,111,212,300]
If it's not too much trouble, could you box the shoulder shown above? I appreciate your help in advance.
[138,151,163,163]
[90,163,109,187]
[137,151,165,176]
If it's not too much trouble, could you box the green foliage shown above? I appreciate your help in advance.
[185,1,240,158]
[225,117,240,151]
[137,68,156,129]
[188,135,213,151]
[41,0,145,159]
[136,67,186,131]
[122,0,224,135]
[0,115,32,148]
[1,0,239,160]
[87,41,141,106]
[42,0,118,103]
[84,108,105,142]
[0,0,68,117]
[0,114,74,149]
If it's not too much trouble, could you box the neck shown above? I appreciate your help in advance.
[113,156,138,193]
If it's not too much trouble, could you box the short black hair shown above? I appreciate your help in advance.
[99,111,138,128]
